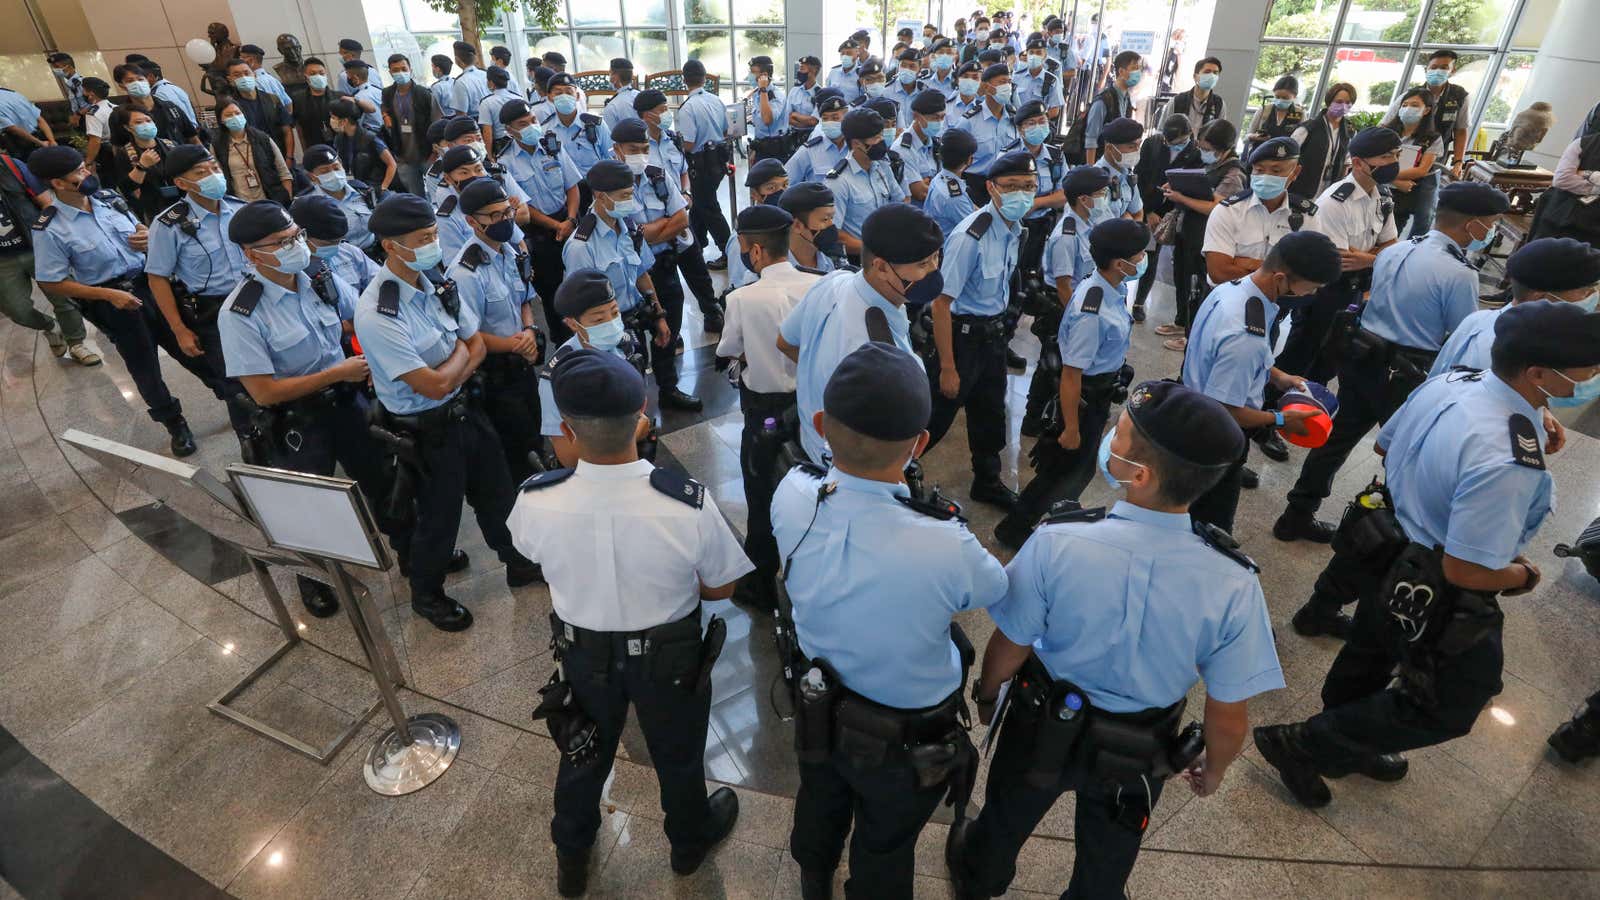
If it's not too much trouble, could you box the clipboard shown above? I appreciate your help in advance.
[1164,168,1215,201]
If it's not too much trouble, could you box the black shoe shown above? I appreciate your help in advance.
[705,255,728,271]
[1273,509,1335,544]
[1240,466,1260,489]
[945,816,984,900]
[296,575,340,618]
[411,594,474,632]
[398,549,469,578]
[1006,349,1027,370]
[660,388,704,412]
[1291,600,1353,640]
[1256,430,1290,462]
[166,417,197,457]
[557,848,590,897]
[1324,753,1408,782]
[1254,725,1332,808]
[1132,302,1146,323]
[506,558,544,587]
[969,479,1019,510]
[800,868,833,900]
[1019,411,1043,438]
[994,514,1033,551]
[1549,713,1600,764]
[702,309,725,333]
[671,786,739,875]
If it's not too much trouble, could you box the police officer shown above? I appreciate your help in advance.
[997,217,1148,548]
[786,90,851,186]
[783,55,823,154]
[677,59,734,257]
[950,380,1285,900]
[601,57,639,132]
[951,63,1018,205]
[923,151,1036,508]
[446,178,544,484]
[508,348,749,897]
[1203,136,1320,285]
[353,193,540,631]
[1007,99,1066,369]
[145,144,255,442]
[775,343,1005,900]
[300,144,379,256]
[1012,35,1064,124]
[1276,182,1509,582]
[897,89,946,204]
[1181,230,1343,534]
[949,61,984,120]
[1093,117,1145,222]
[925,127,978,236]
[27,145,199,455]
[746,54,786,163]
[433,143,533,262]
[778,181,844,274]
[826,108,909,261]
[722,158,788,289]
[884,50,924,131]
[292,193,380,295]
[924,39,962,102]
[827,40,864,104]
[498,97,582,342]
[1256,301,1600,807]
[421,116,454,201]
[538,269,652,469]
[635,90,723,327]
[632,90,687,193]
[476,65,520,158]
[778,203,942,464]
[541,72,614,190]
[217,200,409,617]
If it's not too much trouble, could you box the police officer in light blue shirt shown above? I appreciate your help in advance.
[826,40,863,104]
[342,61,385,133]
[924,39,962,102]
[1278,182,1510,559]
[896,90,947,204]
[563,159,668,352]
[782,56,821,140]
[785,90,850,185]
[147,67,198,128]
[722,158,789,289]
[1094,116,1146,219]
[955,380,1283,900]
[0,86,42,138]
[776,342,1006,899]
[477,66,521,152]
[826,108,909,258]
[536,268,650,455]
[300,144,378,251]
[451,41,489,120]
[951,63,1018,202]
[239,45,293,113]
[1012,35,1065,122]
[632,91,688,189]
[292,193,379,293]
[601,57,640,132]
[924,128,978,235]
[429,55,457,117]
[542,73,613,179]
[884,50,924,131]
[949,61,984,120]
[432,143,532,263]
[745,55,786,152]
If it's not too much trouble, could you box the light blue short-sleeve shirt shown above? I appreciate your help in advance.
[1181,277,1278,409]
[1360,230,1480,352]
[1057,271,1132,376]
[145,196,250,295]
[939,204,1021,317]
[218,269,354,378]
[353,267,473,414]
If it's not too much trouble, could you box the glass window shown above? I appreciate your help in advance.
[574,31,626,71]
[571,0,622,28]
[400,0,459,32]
[686,29,733,99]
[625,0,669,26]
[1422,0,1515,47]
[1262,0,1334,42]
[1252,43,1326,109]
[1481,52,1534,126]
[685,0,730,25]
[630,31,673,74]
[1340,0,1423,43]
[735,29,786,94]
[732,0,783,26]
[365,0,410,33]
[527,32,576,61]
[1508,0,1558,49]
[1326,45,1406,120]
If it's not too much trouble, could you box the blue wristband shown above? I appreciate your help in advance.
[1273,410,1286,428]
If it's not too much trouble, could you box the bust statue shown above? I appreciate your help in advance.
[200,22,239,99]
[275,33,306,86]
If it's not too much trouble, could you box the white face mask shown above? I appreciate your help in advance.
[624,153,648,175]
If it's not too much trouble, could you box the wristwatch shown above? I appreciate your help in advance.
[1272,410,1286,428]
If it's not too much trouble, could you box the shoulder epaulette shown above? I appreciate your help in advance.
[579,113,601,125]
[520,467,575,491]
[1192,520,1259,571]
[963,102,981,117]
[1060,215,1076,235]
[791,459,827,478]
[1244,294,1266,337]
[437,195,458,216]
[458,242,491,271]
[895,490,965,521]
[1220,189,1251,206]
[825,159,849,179]
[541,341,578,379]
[946,175,964,197]
[794,264,827,275]
[649,467,705,508]
[1081,285,1104,314]
[31,206,55,230]
[1042,500,1105,525]
[228,275,264,317]
[805,134,824,148]
[572,213,596,242]
[965,210,994,239]
[156,203,188,226]
[376,279,401,317]
[1002,138,1021,152]
[1509,413,1545,470]
[898,132,914,149]
[1330,182,1355,202]
[864,305,893,343]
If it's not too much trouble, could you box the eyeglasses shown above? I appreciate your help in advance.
[249,227,303,252]
[472,209,513,224]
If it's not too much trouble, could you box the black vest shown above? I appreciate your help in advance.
[1169,89,1224,127]
[335,129,385,186]
[1535,133,1600,245]
[1288,115,1350,200]
[213,128,290,204]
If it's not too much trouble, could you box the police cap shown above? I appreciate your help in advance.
[1437,181,1510,216]
[1274,230,1343,284]
[159,144,214,180]
[499,98,533,125]
[1249,136,1300,165]
[956,61,982,79]
[865,98,899,122]
[982,62,1010,82]
[1012,99,1046,124]
[858,58,884,79]
[1125,380,1246,468]
[1349,125,1401,158]
[585,159,633,192]
[1507,238,1600,292]
[861,202,943,263]
[633,88,668,113]
[343,58,371,71]
[290,193,349,241]
[440,143,483,173]
[552,348,646,418]
[338,38,363,53]
[610,118,648,144]
[978,49,1004,66]
[797,54,822,68]
[459,176,509,214]
[1493,299,1600,369]
[546,72,576,89]
[823,343,930,441]
[987,150,1036,180]
[1089,218,1150,264]
[443,117,480,141]
[554,268,616,318]
[928,38,954,54]
[226,200,294,245]
[940,127,978,165]
[744,157,787,189]
[1100,117,1144,145]
[897,49,920,64]
[777,182,835,216]
[841,107,885,140]
[911,89,946,115]
[682,59,706,79]
[1025,35,1047,51]
[367,193,437,238]
[426,117,452,144]
[816,91,849,115]
[735,204,793,234]
[302,143,339,170]
[26,145,84,181]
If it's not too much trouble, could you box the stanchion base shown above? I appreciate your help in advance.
[363,713,461,795]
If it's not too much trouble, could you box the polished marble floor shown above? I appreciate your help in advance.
[2,239,1600,898]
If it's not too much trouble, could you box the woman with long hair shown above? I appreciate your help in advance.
[211,98,293,203]
[108,105,181,222]
[1381,86,1443,237]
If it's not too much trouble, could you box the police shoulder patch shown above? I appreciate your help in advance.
[377,280,401,317]
[791,459,827,478]
[572,213,597,242]
[1041,500,1105,525]
[1509,413,1545,470]
[579,113,601,125]
[649,466,705,508]
[963,103,981,118]
[228,276,264,317]
[541,342,578,380]
[1080,285,1104,314]
[1244,294,1266,337]
[1060,215,1076,235]
[1221,189,1251,206]
[156,202,188,227]
[1002,138,1021,152]
[895,491,965,522]
[520,467,575,491]
[965,210,994,239]
[864,305,893,343]
[30,205,55,231]
[1192,520,1259,571]
[805,134,824,148]
[1330,181,1356,202]
[946,175,964,197]
[459,242,491,271]
[438,194,459,216]
[898,132,913,149]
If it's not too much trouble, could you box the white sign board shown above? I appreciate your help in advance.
[1119,30,1157,55]
[229,465,386,569]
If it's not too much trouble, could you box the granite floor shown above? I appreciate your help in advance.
[2,241,1599,899]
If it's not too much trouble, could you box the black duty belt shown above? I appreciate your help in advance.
[953,313,1008,341]
[835,686,966,750]
[280,382,359,416]
[738,385,797,413]
[552,608,700,656]
[379,393,470,433]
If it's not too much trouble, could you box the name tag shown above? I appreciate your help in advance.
[399,123,412,134]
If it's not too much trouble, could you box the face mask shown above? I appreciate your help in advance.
[1398,106,1424,125]
[1089,193,1112,222]
[1125,69,1143,87]
[192,171,227,200]
[583,315,625,348]
[924,119,945,138]
[933,55,954,71]
[313,243,341,260]
[126,80,151,98]
[747,73,759,87]
[1575,291,1600,314]
[998,189,1033,221]
[223,114,247,133]
[1273,97,1293,110]
[898,69,917,86]
[308,74,329,90]
[1327,101,1349,119]
[1544,368,1600,408]
[607,195,639,218]
[1049,34,1063,46]
[657,111,674,131]
[1464,220,1495,253]
[810,224,841,255]
[553,95,578,115]
[74,174,101,195]
[1168,141,1189,155]
[519,122,544,145]
[739,249,755,272]
[821,119,843,140]
[401,240,442,271]
[1200,148,1218,164]
[959,78,980,98]
[840,55,855,70]
[865,141,889,161]
[624,153,648,175]
[1425,68,1449,87]
[1121,255,1147,283]
[1027,55,1045,72]
[1369,161,1400,184]
[317,171,347,192]
[1096,427,1145,490]
[267,237,310,273]
[1196,73,1219,91]
[881,126,898,143]
[865,82,885,98]
[233,76,257,92]
[132,121,159,141]
[392,70,412,85]
[991,84,1013,104]
[483,219,516,243]
[1251,173,1288,201]
[889,264,944,304]
[52,67,68,80]
[761,191,784,205]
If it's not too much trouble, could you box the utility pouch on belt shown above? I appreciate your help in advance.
[1084,699,1186,780]
[1331,478,1407,571]
[532,668,600,767]
[696,615,727,693]
[1433,590,1502,657]
[908,731,966,790]
[1379,542,1451,651]
[835,695,901,768]
[793,659,842,764]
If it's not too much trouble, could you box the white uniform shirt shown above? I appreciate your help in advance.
[1202,192,1321,264]
[715,260,817,394]
[1314,174,1397,253]
[507,460,754,631]
[84,100,113,140]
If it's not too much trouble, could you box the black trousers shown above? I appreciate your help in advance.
[688,156,731,251]
[738,386,795,593]
[648,251,686,389]
[790,750,946,899]
[406,404,523,599]
[77,295,183,425]
[1286,357,1417,516]
[925,322,1009,481]
[184,291,255,438]
[1272,282,1356,392]
[481,357,544,486]
[1011,393,1113,529]
[1171,238,1207,329]
[959,701,1164,899]
[527,222,570,345]
[1189,441,1249,535]
[675,241,721,314]
[551,617,713,855]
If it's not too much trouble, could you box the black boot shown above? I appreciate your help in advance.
[166,417,197,457]
[1240,466,1260,489]
[969,478,1018,510]
[505,557,544,587]
[1255,430,1290,462]
[399,549,469,578]
[1549,701,1600,764]
[1291,598,1353,640]
[1019,410,1043,438]
[799,868,833,900]
[945,816,985,900]
[993,514,1033,551]
[1006,348,1026,370]
[411,593,473,632]
[671,786,739,875]
[557,847,590,897]
[702,307,725,333]
[1273,508,1335,543]
[660,387,704,411]
[1254,724,1332,808]
[1323,753,1409,782]
[296,575,340,618]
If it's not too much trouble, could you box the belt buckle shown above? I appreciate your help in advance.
[959,323,971,335]
[627,638,643,656]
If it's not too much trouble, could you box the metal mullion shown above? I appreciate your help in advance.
[1467,0,1531,132]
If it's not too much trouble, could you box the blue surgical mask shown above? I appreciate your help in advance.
[583,315,625,349]
[881,126,897,143]
[1125,69,1143,87]
[898,69,917,86]
[658,111,674,131]
[126,79,151,98]
[268,237,310,273]
[998,190,1033,220]
[840,55,855,70]
[991,84,1013,104]
[1090,193,1112,222]
[821,120,843,140]
[1425,68,1449,87]
[1576,291,1600,314]
[1024,123,1049,146]
[1273,97,1294,110]
[1398,107,1424,125]
[308,74,329,90]
[1096,427,1145,489]
[1168,141,1189,155]
[1545,368,1600,408]
[607,195,639,218]
[1465,221,1495,253]
[392,70,412,85]
[519,122,544,145]
[132,121,159,141]
[747,73,759,87]
[313,243,341,260]
[194,172,228,200]
[1200,149,1218,164]
[233,75,256,92]
[317,171,346,192]
[1251,173,1288,201]
[865,82,885,98]
[553,95,578,115]
[1122,255,1147,283]
[223,114,246,133]
[959,78,980,98]
[933,55,954,71]
[402,240,443,271]
[1195,73,1219,91]
[924,119,945,138]
[1027,55,1045,71]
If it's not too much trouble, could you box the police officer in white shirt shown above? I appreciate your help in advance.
[509,349,752,898]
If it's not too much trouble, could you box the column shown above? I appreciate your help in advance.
[785,0,824,70]
[1201,0,1272,136]
[1516,0,1600,168]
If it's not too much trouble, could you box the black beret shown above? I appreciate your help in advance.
[682,59,706,78]
[1025,35,1047,50]
[459,177,508,214]
[368,193,437,238]
[865,98,899,122]
[546,72,576,89]
[778,182,836,216]
[610,57,633,70]
[1493,299,1600,369]
[735,204,793,234]
[1100,117,1143,144]
[302,144,339,170]
[1274,231,1343,284]
[861,203,943,263]
[1089,218,1149,261]
[797,55,822,67]
[633,89,668,112]
[499,98,533,125]
[982,63,1010,81]
[838,40,858,52]
[745,157,787,188]
[750,55,773,69]
[610,118,648,143]
[227,200,294,244]
[585,159,633,192]
[956,61,982,79]
[160,144,214,180]
[851,28,870,39]
[911,89,946,115]
[928,38,954,53]
[290,193,349,241]
[1125,380,1246,468]
[343,59,371,71]
[555,268,617,318]
[443,117,481,141]
[338,38,363,52]
[240,44,265,57]
[842,107,885,140]
[1061,164,1113,200]
[1508,238,1600,292]
[440,144,484,172]
[552,348,645,418]
[26,145,84,181]
[1012,99,1046,124]
[816,92,849,115]
[940,127,977,163]
[1438,181,1510,216]
[823,343,930,441]
[1249,135,1300,164]
[1349,126,1401,158]
[426,117,453,144]
[858,59,884,78]
[897,49,920,63]
[987,150,1037,180]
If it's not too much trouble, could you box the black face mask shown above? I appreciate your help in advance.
[1370,161,1400,184]
[866,141,889,161]
[761,191,783,206]
[1273,276,1318,311]
[889,263,944,305]
[810,224,842,256]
